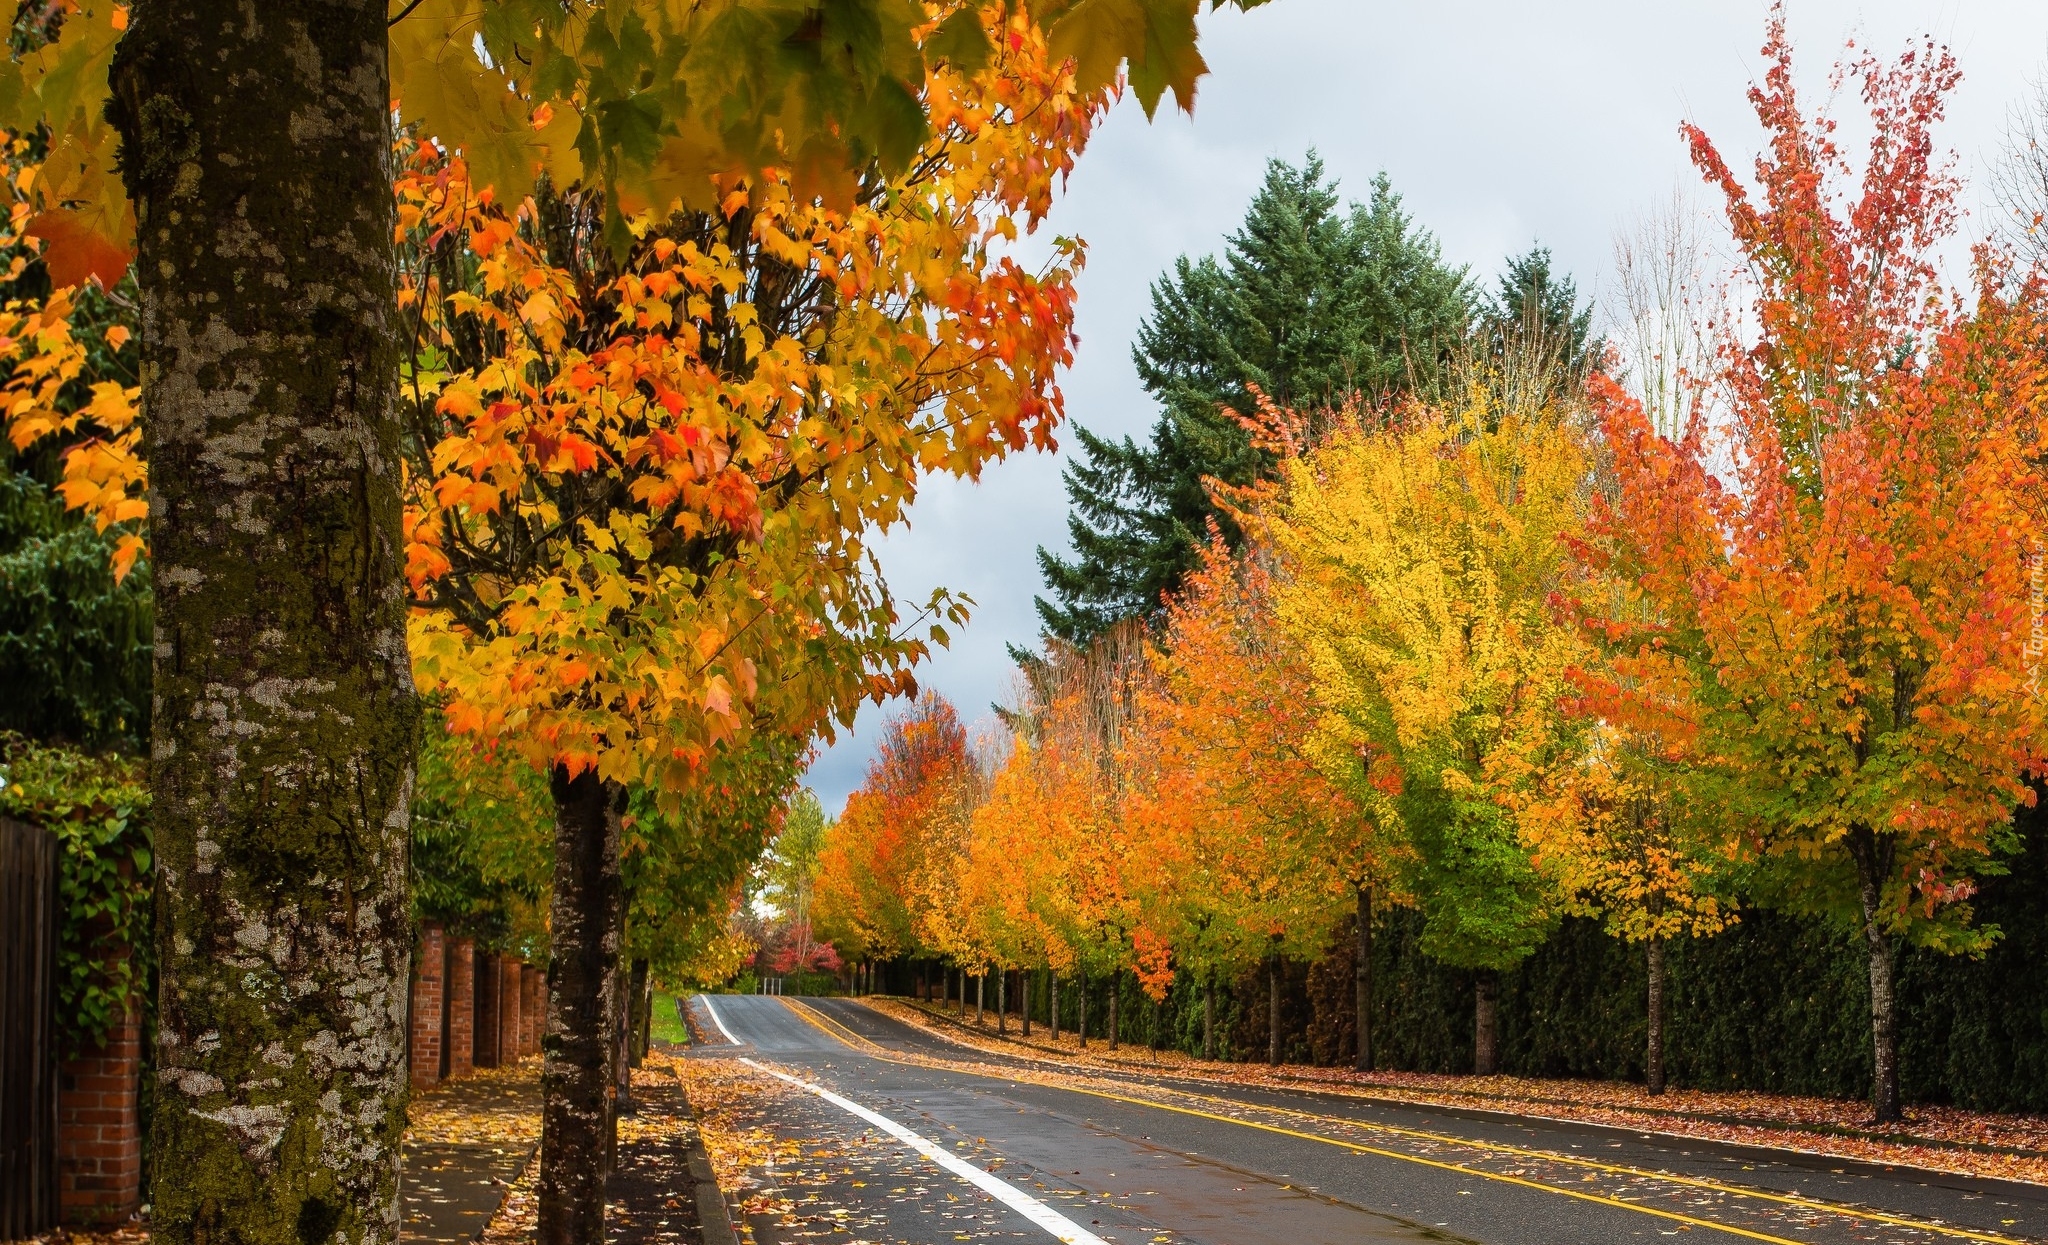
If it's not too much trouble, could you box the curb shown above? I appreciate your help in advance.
[862,998,2048,1204]
[682,1126,739,1245]
[666,1073,739,1245]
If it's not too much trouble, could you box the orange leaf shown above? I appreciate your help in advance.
[26,208,132,290]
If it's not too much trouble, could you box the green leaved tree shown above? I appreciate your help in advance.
[1037,156,1473,641]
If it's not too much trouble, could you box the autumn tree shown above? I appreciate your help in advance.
[815,692,972,968]
[1120,534,1374,1065]
[1512,717,1733,1093]
[1584,14,2048,1122]
[1262,381,1584,1076]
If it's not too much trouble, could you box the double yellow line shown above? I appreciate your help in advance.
[775,997,2034,1245]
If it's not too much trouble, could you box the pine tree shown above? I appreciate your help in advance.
[1037,156,1471,641]
[1479,245,1597,382]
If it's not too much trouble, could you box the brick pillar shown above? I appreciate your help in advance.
[520,964,544,1058]
[56,994,142,1226]
[473,951,501,1069]
[495,956,523,1066]
[410,924,445,1090]
[445,936,476,1080]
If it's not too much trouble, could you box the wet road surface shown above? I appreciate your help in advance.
[689,993,2048,1245]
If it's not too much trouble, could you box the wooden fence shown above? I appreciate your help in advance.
[0,814,58,1238]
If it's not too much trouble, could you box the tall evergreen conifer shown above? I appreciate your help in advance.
[1036,156,1471,641]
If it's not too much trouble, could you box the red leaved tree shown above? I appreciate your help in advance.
[1583,10,2048,1121]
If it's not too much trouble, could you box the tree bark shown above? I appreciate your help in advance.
[1847,825,1902,1123]
[109,8,414,1245]
[1050,975,1060,1042]
[1268,956,1282,1067]
[1021,972,1032,1038]
[1474,970,1500,1077]
[1355,883,1373,1073]
[613,959,633,1115]
[540,768,626,1245]
[1078,976,1089,1046]
[997,970,1008,1035]
[975,972,984,1025]
[1646,937,1666,1095]
[1203,972,1216,1061]
[1109,975,1121,1051]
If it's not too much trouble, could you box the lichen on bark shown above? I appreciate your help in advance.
[108,5,415,1245]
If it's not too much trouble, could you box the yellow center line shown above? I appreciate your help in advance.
[774,997,2034,1245]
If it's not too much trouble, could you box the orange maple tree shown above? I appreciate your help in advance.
[1581,13,2048,1122]
[813,692,973,968]
[1120,533,1376,1065]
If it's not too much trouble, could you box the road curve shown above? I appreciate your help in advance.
[688,993,2048,1245]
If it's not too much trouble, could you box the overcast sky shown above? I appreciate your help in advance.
[801,0,2048,814]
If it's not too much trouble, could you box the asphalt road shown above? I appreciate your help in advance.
[689,993,2048,1245]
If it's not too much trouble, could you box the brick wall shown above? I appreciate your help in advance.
[520,964,544,1058]
[474,952,502,1069]
[410,924,445,1090]
[493,957,522,1066]
[445,936,475,1080]
[56,995,141,1226]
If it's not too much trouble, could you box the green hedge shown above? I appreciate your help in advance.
[0,733,152,1051]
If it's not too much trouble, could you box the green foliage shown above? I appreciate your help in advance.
[0,459,151,750]
[1037,156,1473,640]
[411,719,553,958]
[1400,781,1559,972]
[625,733,807,983]
[0,270,148,753]
[1475,245,1596,380]
[0,733,150,1051]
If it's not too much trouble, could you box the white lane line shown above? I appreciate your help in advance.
[697,995,742,1045]
[741,1057,1109,1245]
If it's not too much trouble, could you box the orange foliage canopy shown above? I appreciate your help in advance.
[814,693,972,964]
[1119,533,1373,996]
[1581,15,2048,942]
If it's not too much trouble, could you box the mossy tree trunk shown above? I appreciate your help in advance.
[1646,936,1667,1095]
[1846,825,1902,1123]
[1474,970,1500,1076]
[108,7,414,1245]
[1267,955,1281,1066]
[540,768,626,1245]
[1202,972,1215,1060]
[1355,883,1373,1073]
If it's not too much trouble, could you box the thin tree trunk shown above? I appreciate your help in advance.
[1847,826,1901,1123]
[1109,975,1121,1051]
[539,768,627,1245]
[1268,956,1282,1067]
[976,972,984,1025]
[109,10,414,1245]
[1050,975,1061,1042]
[1356,883,1373,1073]
[997,971,1008,1035]
[628,959,651,1069]
[614,959,633,1116]
[1474,970,1499,1077]
[1203,972,1216,1061]
[1646,937,1666,1095]
[1078,976,1089,1046]
[1021,972,1032,1038]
